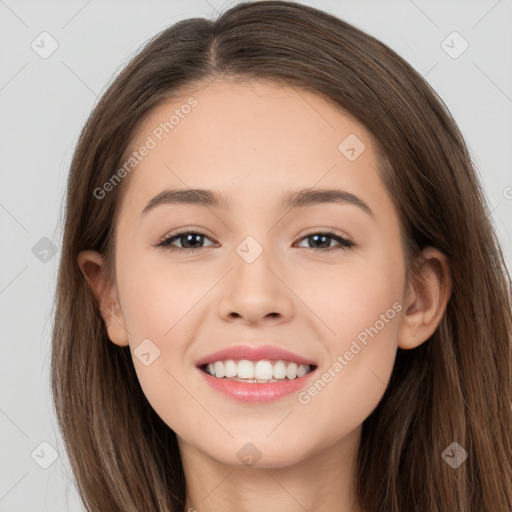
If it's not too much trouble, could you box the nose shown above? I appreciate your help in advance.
[217,249,294,326]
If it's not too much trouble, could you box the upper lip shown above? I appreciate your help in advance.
[195,344,317,367]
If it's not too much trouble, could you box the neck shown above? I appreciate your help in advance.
[179,426,362,512]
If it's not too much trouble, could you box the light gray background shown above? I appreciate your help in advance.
[1,0,511,510]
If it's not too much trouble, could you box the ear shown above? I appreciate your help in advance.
[397,247,452,349]
[77,250,130,347]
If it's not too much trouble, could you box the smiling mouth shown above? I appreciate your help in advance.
[199,359,316,383]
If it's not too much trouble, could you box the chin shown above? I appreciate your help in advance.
[197,436,315,470]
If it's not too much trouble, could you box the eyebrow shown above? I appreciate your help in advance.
[141,187,374,218]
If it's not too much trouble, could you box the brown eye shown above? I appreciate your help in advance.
[295,231,355,251]
[157,231,215,251]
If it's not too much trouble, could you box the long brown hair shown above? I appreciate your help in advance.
[51,1,512,510]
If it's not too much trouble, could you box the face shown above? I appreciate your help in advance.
[104,78,408,468]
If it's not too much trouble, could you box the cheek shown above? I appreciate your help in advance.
[294,248,404,436]
[292,240,404,346]
[115,254,204,428]
[113,252,202,394]
[117,251,207,341]
[292,306,401,451]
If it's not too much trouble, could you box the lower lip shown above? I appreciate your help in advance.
[197,367,316,403]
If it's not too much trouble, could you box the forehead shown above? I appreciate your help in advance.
[120,78,385,216]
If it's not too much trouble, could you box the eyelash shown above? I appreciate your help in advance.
[155,229,355,253]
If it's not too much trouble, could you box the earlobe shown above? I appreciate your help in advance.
[77,250,130,347]
[104,304,130,347]
[397,247,452,350]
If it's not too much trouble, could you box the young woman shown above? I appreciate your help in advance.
[51,1,512,511]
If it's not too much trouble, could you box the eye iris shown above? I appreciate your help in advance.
[309,234,331,249]
[180,233,203,249]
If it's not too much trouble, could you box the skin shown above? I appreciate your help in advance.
[78,78,452,512]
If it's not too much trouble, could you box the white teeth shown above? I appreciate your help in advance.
[224,359,237,378]
[203,359,313,381]
[214,361,225,378]
[273,360,287,379]
[237,360,255,379]
[286,362,297,380]
[296,364,308,378]
[254,360,274,380]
